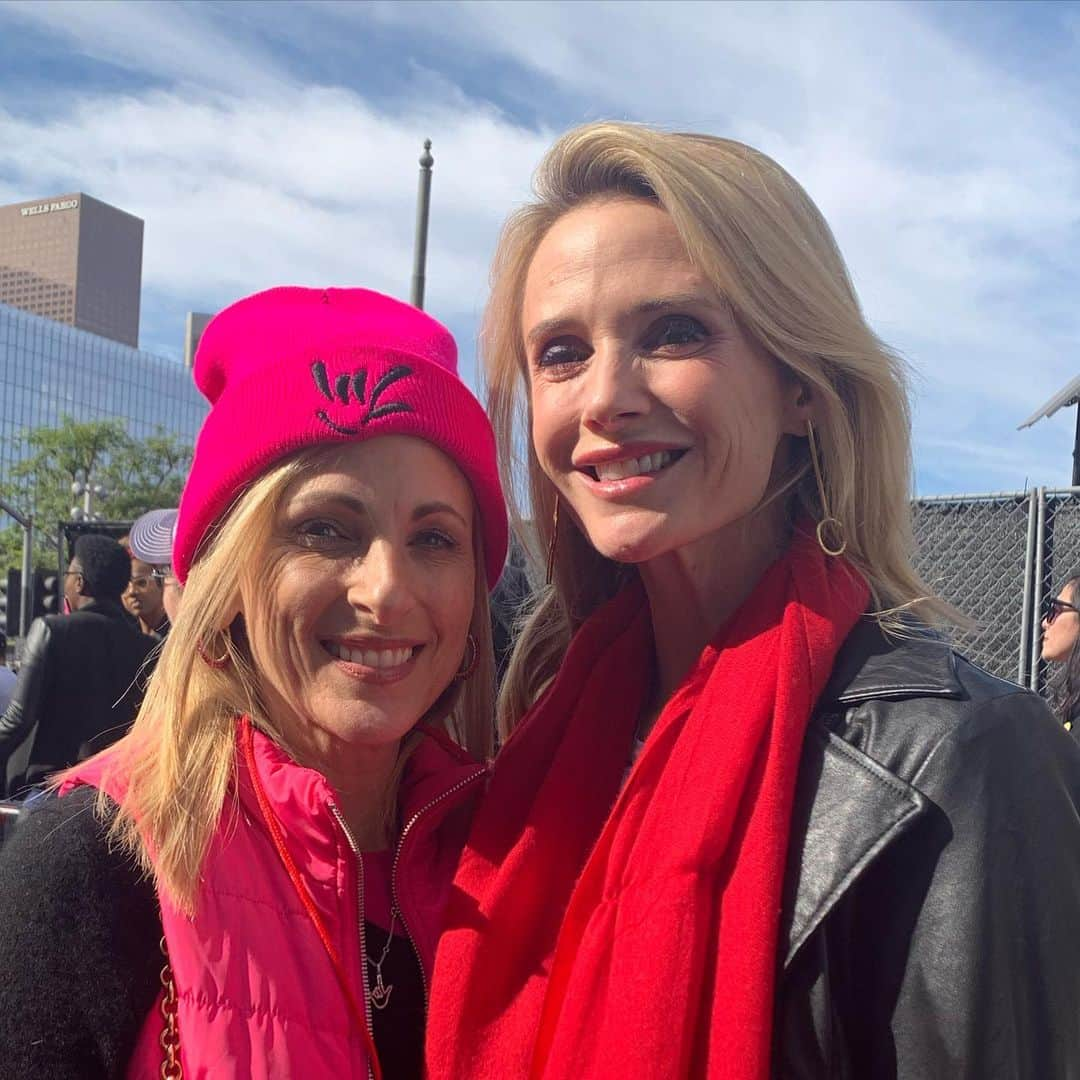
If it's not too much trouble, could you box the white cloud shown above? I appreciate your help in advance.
[360,0,1080,489]
[1,0,1077,491]
[0,86,552,387]
[1,0,294,96]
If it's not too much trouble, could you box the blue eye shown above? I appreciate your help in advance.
[296,519,346,543]
[536,338,591,369]
[644,315,709,352]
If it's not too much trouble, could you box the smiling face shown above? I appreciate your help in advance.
[1042,583,1080,663]
[523,198,808,566]
[239,436,477,767]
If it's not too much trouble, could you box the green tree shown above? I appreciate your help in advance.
[0,417,192,573]
[101,430,192,521]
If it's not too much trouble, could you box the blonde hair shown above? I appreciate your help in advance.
[85,445,494,914]
[485,121,950,735]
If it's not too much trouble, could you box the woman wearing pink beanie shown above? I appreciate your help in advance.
[0,286,508,1079]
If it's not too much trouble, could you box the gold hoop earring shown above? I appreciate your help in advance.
[806,419,847,557]
[454,632,479,682]
[545,495,561,586]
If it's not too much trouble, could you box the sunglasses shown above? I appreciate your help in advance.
[128,568,177,590]
[1046,598,1080,625]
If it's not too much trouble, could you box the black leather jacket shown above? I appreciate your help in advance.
[0,601,156,796]
[776,617,1080,1078]
[0,618,1075,1077]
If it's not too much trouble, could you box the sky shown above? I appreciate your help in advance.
[0,0,1078,495]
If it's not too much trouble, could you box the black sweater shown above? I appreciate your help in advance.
[0,604,157,795]
[0,788,160,1077]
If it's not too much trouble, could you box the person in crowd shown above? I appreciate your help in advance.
[427,122,1080,1079]
[0,534,157,797]
[116,534,140,621]
[0,631,16,716]
[128,508,183,624]
[1042,570,1080,738]
[0,286,506,1079]
[124,554,171,640]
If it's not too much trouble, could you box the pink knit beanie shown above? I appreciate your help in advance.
[174,286,507,587]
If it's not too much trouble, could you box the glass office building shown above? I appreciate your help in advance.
[0,301,207,494]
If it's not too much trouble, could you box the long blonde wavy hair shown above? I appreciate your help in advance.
[486,121,948,736]
[86,444,494,914]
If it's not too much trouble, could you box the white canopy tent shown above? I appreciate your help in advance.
[1019,375,1080,485]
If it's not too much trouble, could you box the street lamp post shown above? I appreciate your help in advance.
[410,139,434,310]
[70,473,108,523]
[0,497,36,638]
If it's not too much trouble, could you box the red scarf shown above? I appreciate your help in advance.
[427,528,868,1079]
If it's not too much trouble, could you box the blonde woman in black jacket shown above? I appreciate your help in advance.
[427,122,1080,1080]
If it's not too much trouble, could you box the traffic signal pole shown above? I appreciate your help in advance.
[0,497,34,637]
[19,516,32,638]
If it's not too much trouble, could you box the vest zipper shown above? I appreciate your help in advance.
[390,767,487,1008]
[329,802,377,1080]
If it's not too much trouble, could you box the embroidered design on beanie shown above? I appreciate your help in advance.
[311,360,414,435]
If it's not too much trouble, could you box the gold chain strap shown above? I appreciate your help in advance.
[158,935,183,1079]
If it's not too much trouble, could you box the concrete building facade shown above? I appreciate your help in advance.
[0,193,144,347]
[184,311,213,369]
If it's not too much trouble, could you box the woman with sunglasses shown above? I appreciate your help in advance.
[0,287,507,1079]
[123,556,171,639]
[1043,574,1080,739]
[427,122,1080,1079]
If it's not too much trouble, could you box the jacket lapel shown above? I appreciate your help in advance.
[781,722,928,969]
[778,618,965,972]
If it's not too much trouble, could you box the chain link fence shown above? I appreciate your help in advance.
[912,487,1080,694]
[1030,489,1080,695]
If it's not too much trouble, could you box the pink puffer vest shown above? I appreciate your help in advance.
[64,721,485,1079]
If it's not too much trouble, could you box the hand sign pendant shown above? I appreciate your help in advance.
[370,972,393,1010]
[366,907,398,1012]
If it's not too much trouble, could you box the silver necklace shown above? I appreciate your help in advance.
[366,907,397,1010]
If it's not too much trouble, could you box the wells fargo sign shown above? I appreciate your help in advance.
[20,199,79,218]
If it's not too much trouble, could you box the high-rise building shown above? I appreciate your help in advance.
[0,193,143,347]
[0,302,207,502]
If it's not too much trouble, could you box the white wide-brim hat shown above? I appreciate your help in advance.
[128,508,179,567]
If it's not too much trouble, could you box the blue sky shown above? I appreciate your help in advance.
[1,0,1078,495]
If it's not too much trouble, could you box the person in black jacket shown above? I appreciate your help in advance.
[0,534,157,796]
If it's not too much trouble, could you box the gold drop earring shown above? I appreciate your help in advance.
[806,419,847,557]
[545,495,561,586]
